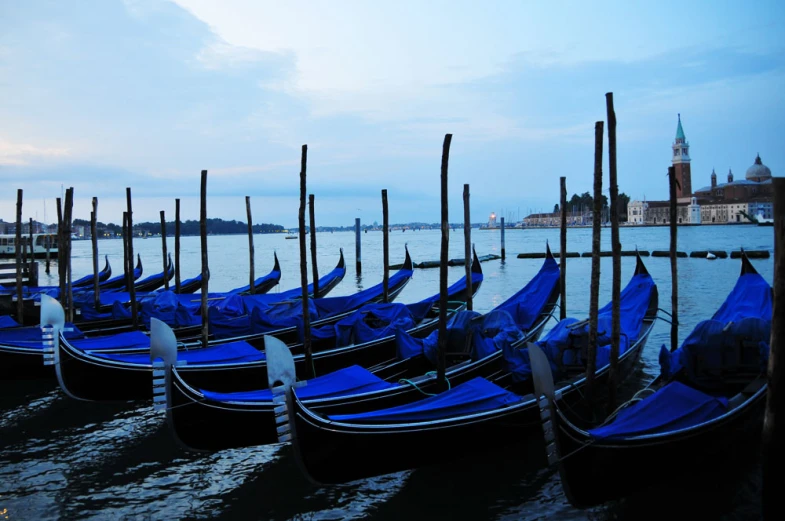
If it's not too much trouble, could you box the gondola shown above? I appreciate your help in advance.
[98,254,143,291]
[166,247,557,452]
[531,251,771,508]
[130,253,174,293]
[281,252,659,485]
[72,255,113,288]
[227,252,282,295]
[45,247,416,401]
[0,252,342,379]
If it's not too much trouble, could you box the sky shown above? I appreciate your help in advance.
[1,0,783,228]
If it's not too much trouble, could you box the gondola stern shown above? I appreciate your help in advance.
[337,248,346,270]
[633,248,650,277]
[402,244,413,271]
[471,245,483,275]
[739,248,758,276]
[273,251,281,273]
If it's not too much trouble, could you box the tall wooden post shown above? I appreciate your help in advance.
[437,134,453,391]
[246,196,255,295]
[64,188,74,323]
[463,184,472,311]
[298,146,314,378]
[560,176,568,320]
[15,189,23,324]
[27,218,33,269]
[606,92,622,412]
[764,177,785,520]
[175,198,181,293]
[160,210,169,291]
[126,187,138,327]
[668,166,679,352]
[199,171,209,348]
[355,217,362,275]
[45,220,51,274]
[586,121,604,399]
[91,196,100,309]
[382,189,389,303]
[57,198,65,302]
[500,217,506,261]
[122,212,129,292]
[309,194,319,298]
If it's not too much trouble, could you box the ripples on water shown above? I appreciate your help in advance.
[1,225,770,519]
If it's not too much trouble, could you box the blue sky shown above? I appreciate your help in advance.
[1,0,783,228]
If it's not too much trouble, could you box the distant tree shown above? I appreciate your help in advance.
[618,193,631,218]
[553,203,560,214]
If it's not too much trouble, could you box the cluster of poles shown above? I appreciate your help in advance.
[8,91,784,515]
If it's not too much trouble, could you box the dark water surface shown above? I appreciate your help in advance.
[1,225,771,520]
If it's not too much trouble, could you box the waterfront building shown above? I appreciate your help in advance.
[626,115,774,225]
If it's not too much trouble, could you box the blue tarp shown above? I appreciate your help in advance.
[332,303,417,347]
[0,323,84,348]
[0,315,20,328]
[659,269,772,386]
[328,377,524,423]
[70,331,151,351]
[99,266,142,290]
[90,340,265,365]
[138,291,202,329]
[227,268,281,295]
[588,381,729,440]
[504,271,655,383]
[494,255,559,331]
[201,364,395,402]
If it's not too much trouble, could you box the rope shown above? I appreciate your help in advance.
[599,386,657,426]
[398,371,450,396]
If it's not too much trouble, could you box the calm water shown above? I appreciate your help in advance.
[1,224,772,520]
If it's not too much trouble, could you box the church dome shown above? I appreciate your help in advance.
[745,154,772,181]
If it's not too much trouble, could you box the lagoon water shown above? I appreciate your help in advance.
[0,224,772,520]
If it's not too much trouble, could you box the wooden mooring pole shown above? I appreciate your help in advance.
[64,188,74,323]
[57,198,65,307]
[160,210,169,291]
[463,184,472,311]
[309,194,319,298]
[15,189,23,324]
[585,121,604,402]
[355,217,362,275]
[668,166,678,352]
[246,197,255,295]
[763,177,785,520]
[91,197,100,310]
[175,198,181,293]
[437,134,453,391]
[606,92,621,412]
[298,146,314,378]
[382,189,389,303]
[500,217,506,261]
[122,212,129,292]
[560,176,567,320]
[126,188,138,328]
[199,171,209,349]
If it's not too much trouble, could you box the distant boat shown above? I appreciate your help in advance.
[706,252,717,260]
[756,212,773,226]
[285,235,297,239]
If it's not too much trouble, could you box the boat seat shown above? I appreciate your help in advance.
[727,377,766,409]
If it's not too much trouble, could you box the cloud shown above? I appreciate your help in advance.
[0,139,72,166]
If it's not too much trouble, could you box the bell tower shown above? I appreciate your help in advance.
[672,114,692,197]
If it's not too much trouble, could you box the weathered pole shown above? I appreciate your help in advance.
[586,121,604,399]
[126,187,138,327]
[298,146,314,378]
[27,217,33,270]
[56,198,64,308]
[501,217,506,261]
[175,198,181,293]
[559,176,568,320]
[309,194,319,298]
[463,184,472,311]
[606,92,622,412]
[64,188,74,323]
[160,210,169,291]
[45,217,51,274]
[382,189,389,303]
[355,217,362,274]
[668,165,679,352]
[437,133,453,391]
[15,189,23,324]
[199,170,209,349]
[763,177,785,521]
[91,196,100,310]
[246,196,255,295]
[122,212,129,293]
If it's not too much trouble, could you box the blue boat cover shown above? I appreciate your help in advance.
[139,291,202,329]
[0,315,19,328]
[659,270,772,386]
[201,364,395,403]
[0,322,84,348]
[99,266,142,290]
[328,377,524,423]
[397,309,524,364]
[91,340,265,365]
[70,331,151,351]
[588,381,729,440]
[494,254,559,331]
[503,271,655,383]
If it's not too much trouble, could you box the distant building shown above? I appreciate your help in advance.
[626,115,773,225]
